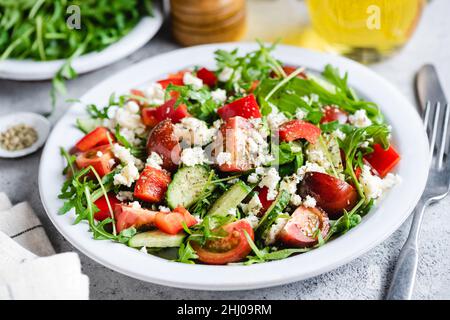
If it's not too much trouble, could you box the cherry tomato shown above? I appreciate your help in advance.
[134,166,171,203]
[364,144,400,178]
[93,193,120,221]
[154,207,197,235]
[196,67,217,87]
[146,120,181,172]
[279,206,330,247]
[75,145,115,177]
[192,220,254,265]
[217,94,262,120]
[75,127,113,152]
[141,98,190,127]
[320,106,348,124]
[299,172,358,219]
[279,120,321,144]
[114,204,158,233]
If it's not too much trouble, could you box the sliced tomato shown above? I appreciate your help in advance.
[196,67,217,87]
[141,98,190,127]
[134,166,171,203]
[257,187,274,216]
[364,144,400,178]
[279,206,330,248]
[146,119,181,171]
[114,204,158,233]
[215,116,254,172]
[299,172,358,219]
[75,145,115,177]
[217,94,262,120]
[191,220,254,265]
[279,120,321,144]
[157,71,186,89]
[75,127,113,152]
[154,207,197,235]
[320,106,348,124]
[93,193,120,221]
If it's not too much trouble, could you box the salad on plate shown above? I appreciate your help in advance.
[59,43,401,265]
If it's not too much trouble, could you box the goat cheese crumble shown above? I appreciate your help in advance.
[180,147,210,166]
[183,72,203,90]
[349,110,372,128]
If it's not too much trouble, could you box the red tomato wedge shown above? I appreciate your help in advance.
[146,120,181,172]
[75,145,115,177]
[93,193,120,221]
[154,207,197,235]
[196,67,217,87]
[279,206,330,248]
[134,166,172,203]
[75,127,113,152]
[364,144,400,178]
[278,120,321,144]
[141,98,190,127]
[192,220,254,265]
[257,187,274,216]
[215,116,254,172]
[320,106,348,124]
[114,204,158,233]
[217,94,262,120]
[299,172,358,219]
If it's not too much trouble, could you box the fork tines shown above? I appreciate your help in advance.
[424,101,450,169]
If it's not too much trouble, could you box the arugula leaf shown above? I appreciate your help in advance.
[176,242,198,264]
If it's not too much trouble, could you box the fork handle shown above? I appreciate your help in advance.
[386,200,428,300]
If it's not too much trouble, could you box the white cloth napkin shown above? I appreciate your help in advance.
[0,192,89,300]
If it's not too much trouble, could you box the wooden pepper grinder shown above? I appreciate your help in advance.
[170,0,247,46]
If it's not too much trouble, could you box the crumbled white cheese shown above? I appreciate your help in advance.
[244,213,260,229]
[174,117,216,146]
[290,194,302,206]
[297,161,326,179]
[130,201,141,209]
[359,165,401,200]
[349,110,372,128]
[144,82,165,105]
[211,89,227,104]
[180,147,210,166]
[108,159,116,167]
[112,143,143,168]
[332,129,346,141]
[247,172,259,184]
[183,72,203,90]
[295,109,307,120]
[146,152,163,170]
[112,143,143,187]
[216,152,232,166]
[280,174,302,205]
[108,100,146,146]
[259,167,281,201]
[227,208,237,216]
[218,67,234,82]
[116,191,134,202]
[265,217,288,245]
[303,195,317,208]
[247,194,263,215]
[267,108,288,131]
[158,206,170,212]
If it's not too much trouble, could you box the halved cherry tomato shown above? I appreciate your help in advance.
[93,193,120,221]
[257,187,274,216]
[75,127,113,152]
[279,120,321,144]
[279,206,330,248]
[146,119,181,171]
[154,207,197,235]
[191,220,254,265]
[114,204,158,233]
[364,144,400,178]
[141,98,190,127]
[134,166,171,203]
[217,94,262,120]
[320,106,348,124]
[299,172,358,219]
[75,145,115,177]
[215,116,253,172]
[196,67,217,87]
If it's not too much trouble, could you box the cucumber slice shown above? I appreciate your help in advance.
[166,165,215,209]
[255,190,290,238]
[207,181,252,216]
[76,118,102,134]
[128,230,186,248]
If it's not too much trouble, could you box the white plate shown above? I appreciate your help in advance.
[38,43,429,290]
[0,8,163,81]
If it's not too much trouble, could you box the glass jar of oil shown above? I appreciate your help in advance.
[306,0,426,63]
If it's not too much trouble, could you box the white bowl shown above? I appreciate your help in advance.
[0,8,163,81]
[38,43,429,290]
[0,112,51,158]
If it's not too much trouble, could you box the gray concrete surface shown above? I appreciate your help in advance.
[1,0,449,300]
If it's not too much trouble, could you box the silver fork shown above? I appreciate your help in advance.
[386,101,450,300]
